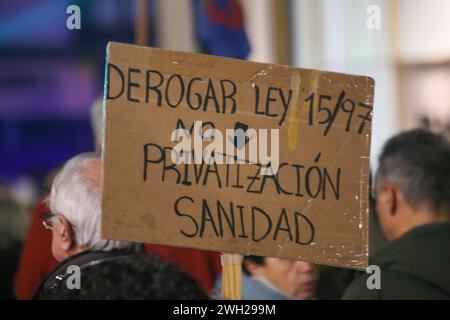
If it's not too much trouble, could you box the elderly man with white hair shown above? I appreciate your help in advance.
[34,152,140,299]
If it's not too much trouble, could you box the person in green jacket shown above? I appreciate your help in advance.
[343,129,450,300]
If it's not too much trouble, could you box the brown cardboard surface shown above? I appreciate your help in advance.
[102,42,374,270]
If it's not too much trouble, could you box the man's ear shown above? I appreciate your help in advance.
[57,215,75,251]
[244,260,262,277]
[382,182,398,217]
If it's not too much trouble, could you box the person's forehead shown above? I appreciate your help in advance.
[266,257,310,266]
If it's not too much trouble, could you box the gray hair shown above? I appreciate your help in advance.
[47,153,134,251]
[376,129,450,215]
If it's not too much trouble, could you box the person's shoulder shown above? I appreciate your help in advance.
[342,273,380,300]
[343,266,450,300]
[242,276,290,300]
[378,268,450,300]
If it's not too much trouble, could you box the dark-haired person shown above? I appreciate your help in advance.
[343,129,450,299]
[215,255,318,300]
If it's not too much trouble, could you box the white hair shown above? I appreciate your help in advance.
[47,153,134,251]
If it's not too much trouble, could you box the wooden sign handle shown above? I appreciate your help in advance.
[221,253,242,300]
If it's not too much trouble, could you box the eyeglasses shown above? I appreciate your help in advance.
[40,211,57,231]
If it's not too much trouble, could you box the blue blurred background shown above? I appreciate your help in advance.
[0,0,157,196]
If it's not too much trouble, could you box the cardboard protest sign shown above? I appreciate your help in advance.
[102,42,374,270]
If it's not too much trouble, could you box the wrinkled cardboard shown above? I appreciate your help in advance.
[102,42,374,270]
